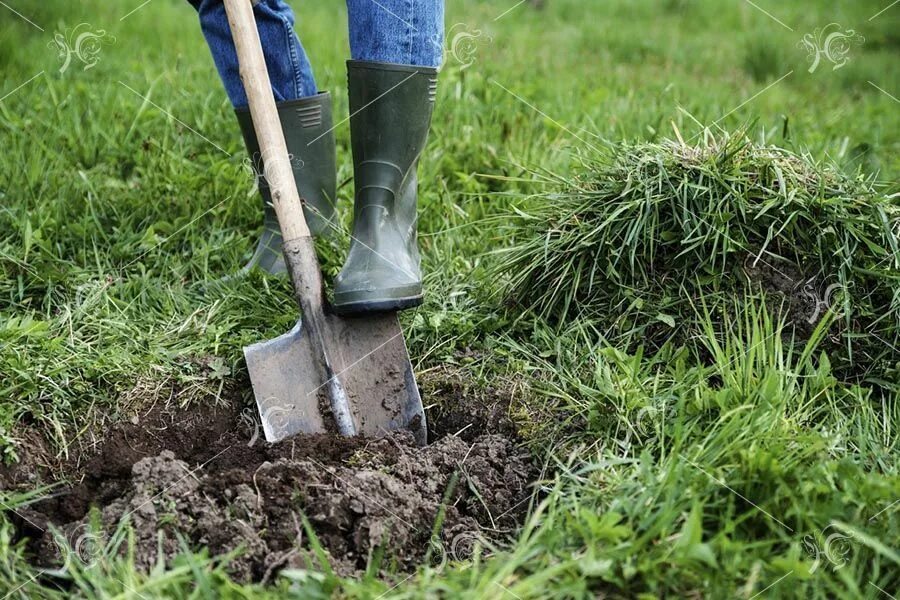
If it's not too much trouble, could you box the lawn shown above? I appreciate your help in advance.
[1,0,898,598]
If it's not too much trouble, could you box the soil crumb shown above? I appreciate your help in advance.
[6,373,536,582]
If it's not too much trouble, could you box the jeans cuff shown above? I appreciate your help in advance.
[346,59,439,74]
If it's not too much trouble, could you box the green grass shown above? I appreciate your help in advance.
[1,0,898,597]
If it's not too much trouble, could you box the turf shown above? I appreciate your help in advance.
[1,0,899,597]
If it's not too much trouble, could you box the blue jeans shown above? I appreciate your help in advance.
[188,0,444,108]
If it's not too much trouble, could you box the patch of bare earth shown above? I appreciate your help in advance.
[3,370,537,582]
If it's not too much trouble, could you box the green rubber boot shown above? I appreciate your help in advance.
[236,92,336,275]
[332,61,438,313]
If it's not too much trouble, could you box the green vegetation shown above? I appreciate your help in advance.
[1,0,898,598]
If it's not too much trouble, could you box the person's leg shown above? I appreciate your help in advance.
[189,0,317,107]
[188,0,336,275]
[333,1,444,313]
[346,0,444,67]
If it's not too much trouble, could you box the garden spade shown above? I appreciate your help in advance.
[224,0,426,445]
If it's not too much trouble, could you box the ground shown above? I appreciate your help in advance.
[1,0,899,598]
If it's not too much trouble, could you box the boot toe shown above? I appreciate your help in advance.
[333,265,423,314]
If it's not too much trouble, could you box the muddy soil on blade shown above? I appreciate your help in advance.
[7,376,536,581]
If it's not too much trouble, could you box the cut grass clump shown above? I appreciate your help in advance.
[494,130,900,382]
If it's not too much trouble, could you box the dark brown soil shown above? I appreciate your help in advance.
[2,372,537,582]
[743,256,820,337]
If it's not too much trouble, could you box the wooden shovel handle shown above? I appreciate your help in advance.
[223,0,310,242]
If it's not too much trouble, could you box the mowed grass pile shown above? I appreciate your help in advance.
[496,131,900,383]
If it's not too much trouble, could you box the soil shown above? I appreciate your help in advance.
[2,372,536,582]
[743,256,820,337]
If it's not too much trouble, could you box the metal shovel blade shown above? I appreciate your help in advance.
[244,311,426,445]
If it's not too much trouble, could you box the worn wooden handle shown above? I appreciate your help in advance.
[223,0,310,242]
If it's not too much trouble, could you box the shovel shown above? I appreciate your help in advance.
[223,0,427,445]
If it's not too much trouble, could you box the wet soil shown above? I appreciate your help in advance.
[2,372,536,581]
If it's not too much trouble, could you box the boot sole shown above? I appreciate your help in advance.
[332,293,423,315]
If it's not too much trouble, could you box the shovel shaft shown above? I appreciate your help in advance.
[282,236,357,436]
